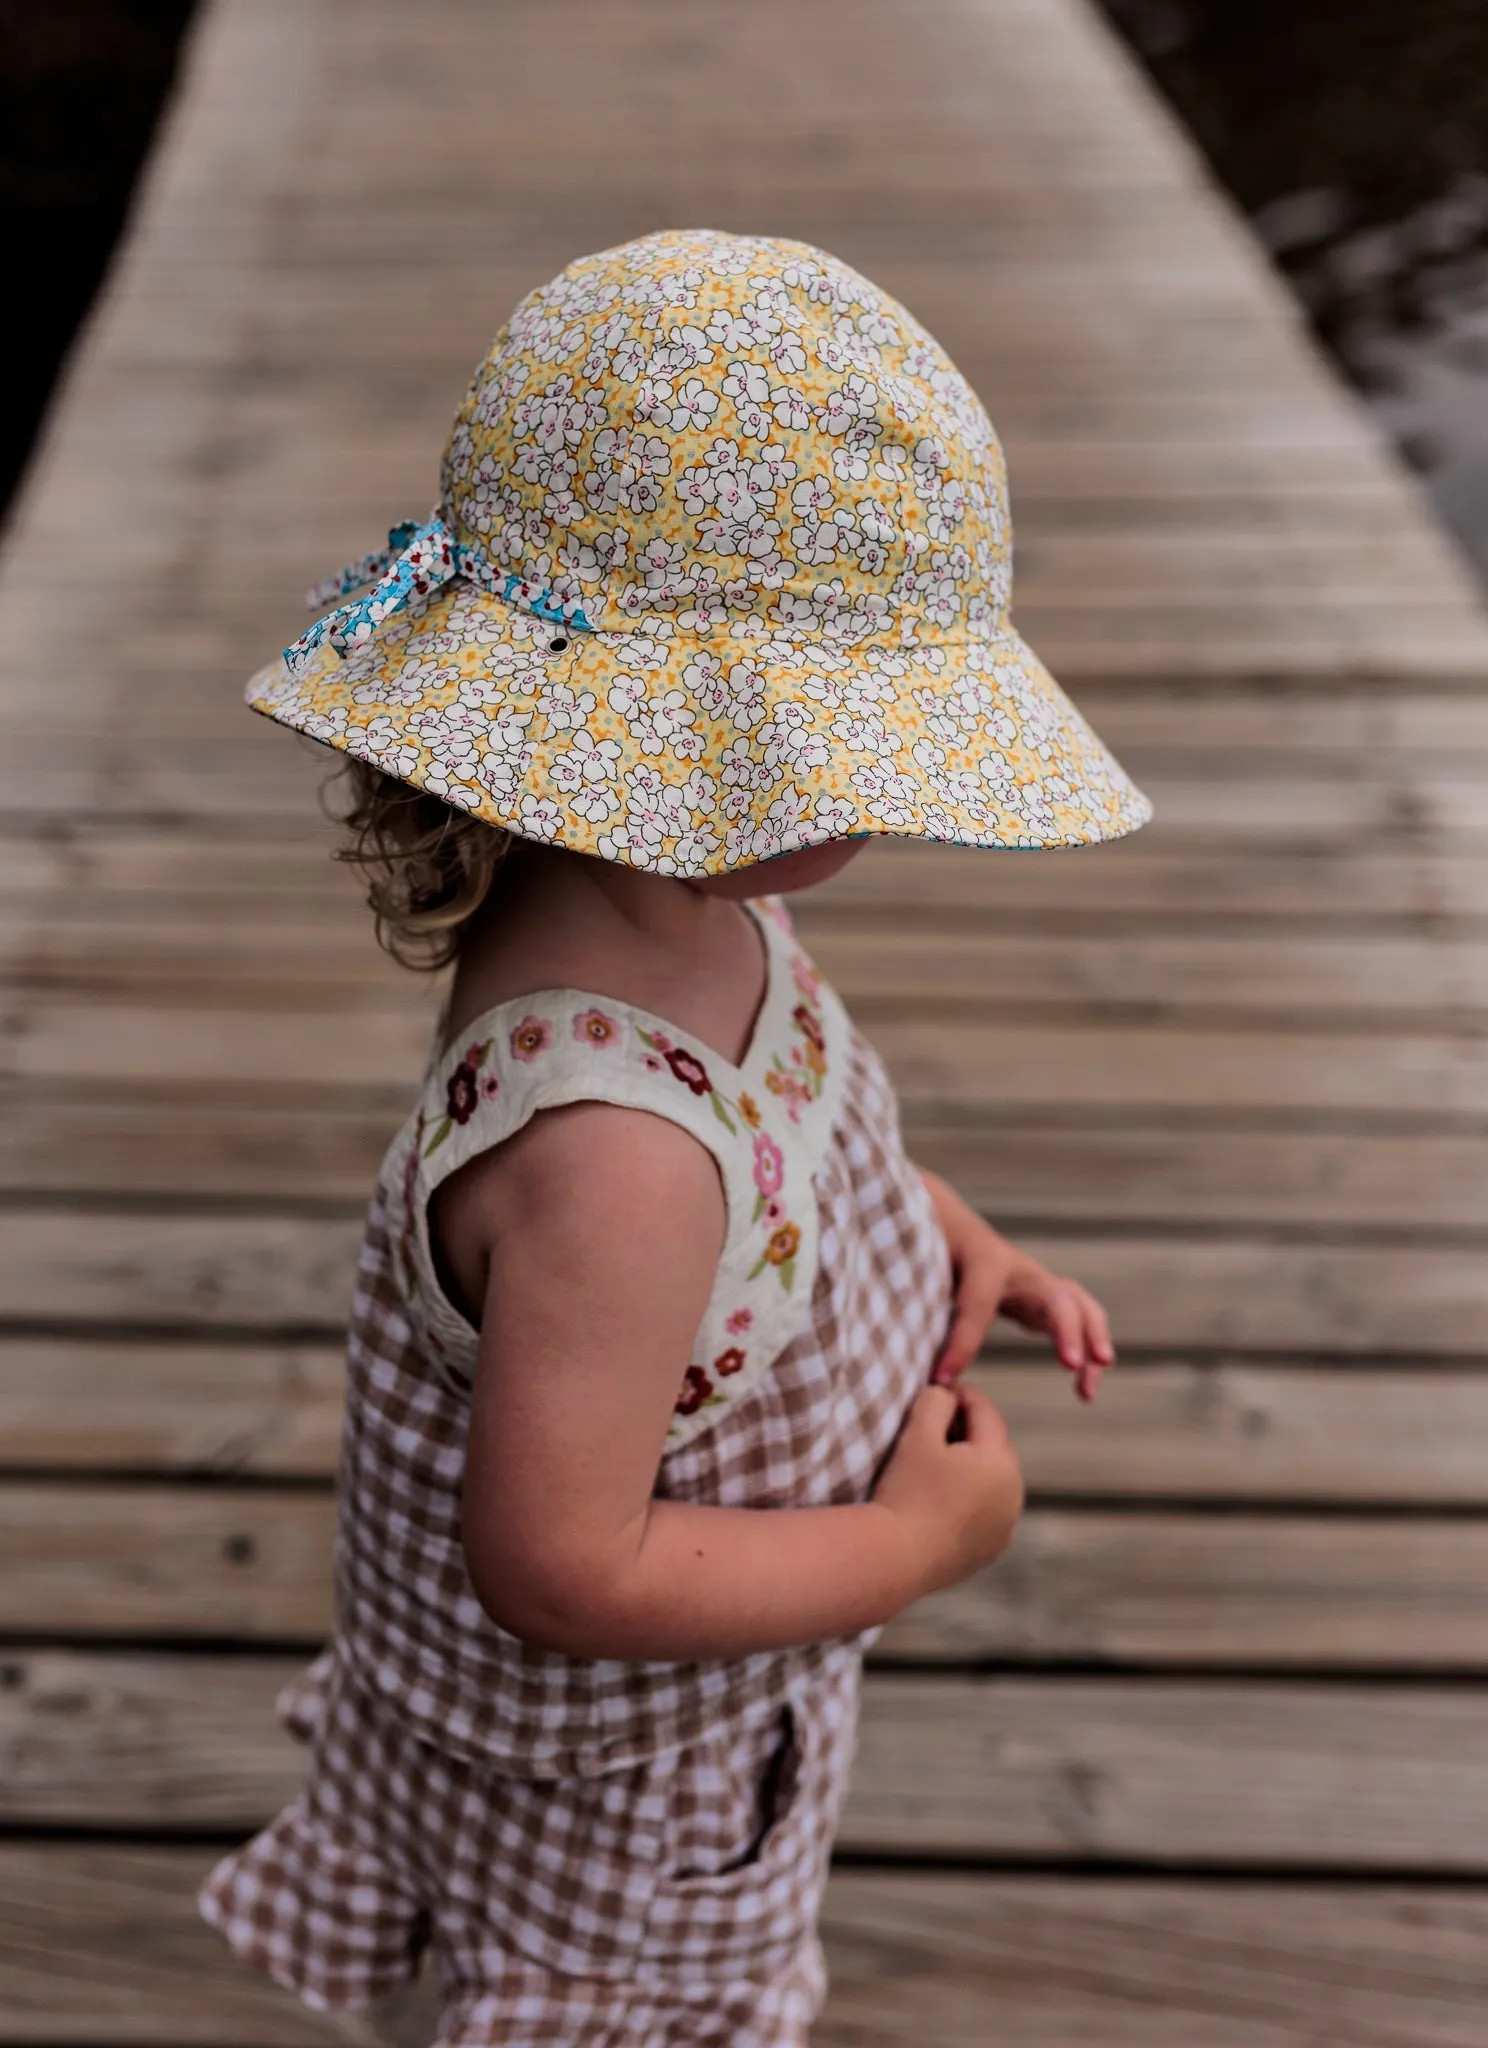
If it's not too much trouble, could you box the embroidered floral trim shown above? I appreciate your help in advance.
[637,1026,738,1134]
[424,1038,496,1157]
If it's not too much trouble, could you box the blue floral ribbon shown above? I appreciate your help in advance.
[283,515,595,676]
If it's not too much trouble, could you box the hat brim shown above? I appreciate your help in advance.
[248,580,1150,872]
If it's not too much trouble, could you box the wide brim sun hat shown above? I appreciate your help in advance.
[249,230,1151,872]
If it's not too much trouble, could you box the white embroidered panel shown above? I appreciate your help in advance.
[384,901,851,1450]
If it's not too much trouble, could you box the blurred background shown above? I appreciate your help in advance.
[7,0,1488,583]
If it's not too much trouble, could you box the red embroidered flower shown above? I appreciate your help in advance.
[665,1045,712,1095]
[713,1346,746,1378]
[510,1016,552,1062]
[792,1002,825,1051]
[674,1365,713,1416]
[446,1059,480,1125]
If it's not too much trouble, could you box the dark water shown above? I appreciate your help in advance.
[3,1,1486,592]
[1099,0,1488,585]
[0,1,196,521]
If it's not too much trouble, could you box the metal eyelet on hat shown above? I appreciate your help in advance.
[547,635,569,654]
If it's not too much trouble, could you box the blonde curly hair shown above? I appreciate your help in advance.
[330,759,510,971]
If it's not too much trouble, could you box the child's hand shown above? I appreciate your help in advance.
[919,1169,1115,1402]
[874,1383,1025,1592]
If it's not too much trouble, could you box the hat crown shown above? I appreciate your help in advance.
[441,230,1011,644]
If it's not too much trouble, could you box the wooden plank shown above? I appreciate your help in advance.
[5,1207,1486,1352]
[0,1484,335,1640]
[819,1872,1488,2048]
[8,1085,1488,1228]
[6,1480,1488,1670]
[0,1844,374,2046]
[25,917,1488,1026]
[4,1848,1487,2048]
[17,826,1488,923]
[8,1342,1488,1510]
[843,1674,1488,1867]
[909,1123,1488,1230]
[983,1359,1488,1506]
[0,1084,400,1199]
[808,841,1488,922]
[0,1339,345,1476]
[13,1005,1488,1120]
[883,1509,1488,1669]
[0,1211,364,1332]
[7,1651,1488,1869]
[812,927,1488,1021]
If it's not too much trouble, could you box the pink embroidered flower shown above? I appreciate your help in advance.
[752,1131,784,1198]
[510,1015,552,1061]
[674,1364,713,1416]
[792,954,823,1002]
[664,1045,713,1096]
[763,1196,786,1226]
[713,1346,746,1378]
[479,1073,501,1101]
[641,1052,666,1074]
[766,1068,813,1124]
[573,1008,620,1047]
[725,1307,754,1336]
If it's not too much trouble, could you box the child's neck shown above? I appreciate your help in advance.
[442,846,768,1069]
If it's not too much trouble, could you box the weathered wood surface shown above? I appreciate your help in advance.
[818,1874,1488,2048]
[5,1481,1488,1668]
[8,1346,1488,1504]
[7,1650,1488,1873]
[3,0,1488,2034]
[12,1850,1488,2048]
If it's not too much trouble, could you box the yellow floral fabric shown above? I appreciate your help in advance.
[248,230,1151,869]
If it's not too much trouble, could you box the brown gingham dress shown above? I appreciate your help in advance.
[200,901,953,2046]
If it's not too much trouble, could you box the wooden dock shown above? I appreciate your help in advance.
[4,0,1488,2039]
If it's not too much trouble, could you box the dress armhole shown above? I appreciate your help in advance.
[388,997,747,1394]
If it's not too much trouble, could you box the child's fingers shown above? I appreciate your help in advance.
[933,1270,1005,1385]
[1043,1284,1089,1370]
[1081,1288,1116,1367]
[906,1382,961,1440]
[955,1384,1009,1447]
[1075,1360,1106,1404]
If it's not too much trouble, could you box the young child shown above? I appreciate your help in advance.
[200,230,1149,2046]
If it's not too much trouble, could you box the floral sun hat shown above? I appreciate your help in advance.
[249,230,1151,869]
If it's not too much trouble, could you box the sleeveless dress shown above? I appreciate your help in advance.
[200,900,953,2047]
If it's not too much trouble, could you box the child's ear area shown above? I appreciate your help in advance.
[697,839,869,900]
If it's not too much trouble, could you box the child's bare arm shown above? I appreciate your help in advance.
[451,1106,1022,1661]
[918,1167,1115,1401]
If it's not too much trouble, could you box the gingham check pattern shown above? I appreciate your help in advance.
[201,1019,951,2035]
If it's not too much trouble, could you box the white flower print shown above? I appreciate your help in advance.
[517,793,564,840]
[830,710,888,754]
[550,730,623,818]
[759,701,830,771]
[669,377,720,431]
[539,683,598,733]
[811,794,858,839]
[769,384,812,432]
